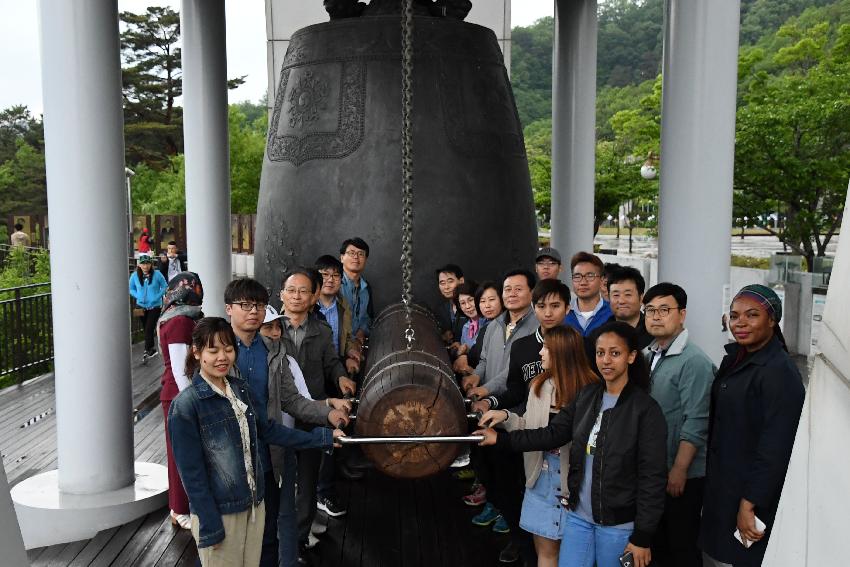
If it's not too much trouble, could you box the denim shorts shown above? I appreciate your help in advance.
[520,452,566,540]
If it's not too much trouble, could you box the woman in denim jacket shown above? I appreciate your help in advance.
[169,317,343,566]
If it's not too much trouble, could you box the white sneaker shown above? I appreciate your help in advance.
[170,510,191,530]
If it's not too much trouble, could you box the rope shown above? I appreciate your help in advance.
[400,0,415,350]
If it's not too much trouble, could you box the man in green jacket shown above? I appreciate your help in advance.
[643,282,716,567]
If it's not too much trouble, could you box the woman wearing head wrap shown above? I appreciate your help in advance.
[700,285,806,567]
[157,272,204,529]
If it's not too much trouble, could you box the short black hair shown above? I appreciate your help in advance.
[315,255,343,274]
[502,268,537,291]
[282,267,320,294]
[168,240,177,247]
[435,264,464,280]
[570,251,604,272]
[532,279,571,305]
[474,281,504,317]
[643,282,687,309]
[224,278,269,305]
[602,262,623,281]
[607,266,646,296]
[340,237,370,257]
[14,223,23,231]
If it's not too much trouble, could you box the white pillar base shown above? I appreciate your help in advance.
[10,462,167,549]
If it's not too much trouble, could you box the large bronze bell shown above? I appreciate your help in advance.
[255,7,537,310]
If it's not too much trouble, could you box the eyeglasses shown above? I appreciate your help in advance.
[232,302,266,313]
[645,306,679,318]
[571,272,599,282]
[319,270,342,281]
[283,287,312,296]
[344,250,367,258]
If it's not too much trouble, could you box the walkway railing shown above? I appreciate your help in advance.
[0,282,53,385]
[0,281,144,386]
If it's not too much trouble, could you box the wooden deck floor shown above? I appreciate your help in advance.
[5,342,504,566]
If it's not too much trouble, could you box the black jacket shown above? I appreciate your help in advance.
[433,299,468,341]
[699,336,805,567]
[488,328,544,410]
[157,251,188,279]
[497,380,668,547]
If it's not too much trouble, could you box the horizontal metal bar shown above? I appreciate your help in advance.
[337,435,484,445]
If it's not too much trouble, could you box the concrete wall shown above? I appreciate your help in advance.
[265,0,512,115]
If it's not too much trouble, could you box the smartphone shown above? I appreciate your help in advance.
[619,551,634,567]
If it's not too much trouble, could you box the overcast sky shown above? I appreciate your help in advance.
[0,1,552,116]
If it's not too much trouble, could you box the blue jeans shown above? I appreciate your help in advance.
[277,449,298,567]
[559,511,632,567]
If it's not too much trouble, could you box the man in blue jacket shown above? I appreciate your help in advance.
[642,282,716,567]
[565,251,613,336]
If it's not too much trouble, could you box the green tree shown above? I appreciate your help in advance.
[120,7,184,167]
[734,20,850,270]
[130,104,268,214]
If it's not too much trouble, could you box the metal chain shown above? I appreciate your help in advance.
[400,0,415,349]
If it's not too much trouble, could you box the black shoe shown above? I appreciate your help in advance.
[297,543,311,566]
[339,462,365,480]
[498,541,519,563]
[317,496,347,517]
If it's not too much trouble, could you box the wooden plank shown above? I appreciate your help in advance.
[128,511,179,567]
[45,539,89,567]
[67,526,122,567]
[86,515,147,567]
[336,475,367,567]
[413,477,442,567]
[153,523,195,567]
[96,508,167,567]
[397,478,421,567]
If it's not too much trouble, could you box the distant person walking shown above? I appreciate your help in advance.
[10,223,30,248]
[137,227,152,256]
[129,254,168,360]
[157,272,205,530]
[700,285,805,567]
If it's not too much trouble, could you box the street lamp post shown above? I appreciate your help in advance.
[125,167,135,259]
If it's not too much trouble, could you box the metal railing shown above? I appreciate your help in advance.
[0,281,144,386]
[0,282,53,384]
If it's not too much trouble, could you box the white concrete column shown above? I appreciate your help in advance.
[13,1,167,549]
[550,0,598,261]
[182,0,232,315]
[657,0,741,360]
[39,0,134,494]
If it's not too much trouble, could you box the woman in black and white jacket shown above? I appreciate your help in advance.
[477,322,667,567]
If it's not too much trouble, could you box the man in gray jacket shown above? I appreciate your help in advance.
[279,268,357,561]
[463,269,539,565]
[643,282,716,567]
[464,269,539,400]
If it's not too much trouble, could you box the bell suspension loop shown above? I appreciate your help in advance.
[400,0,415,350]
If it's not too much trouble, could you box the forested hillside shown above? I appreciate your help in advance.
[514,0,849,269]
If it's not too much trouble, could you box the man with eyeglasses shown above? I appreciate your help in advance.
[279,268,357,561]
[534,246,564,281]
[642,282,715,567]
[339,237,373,344]
[564,251,613,337]
[224,278,351,567]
